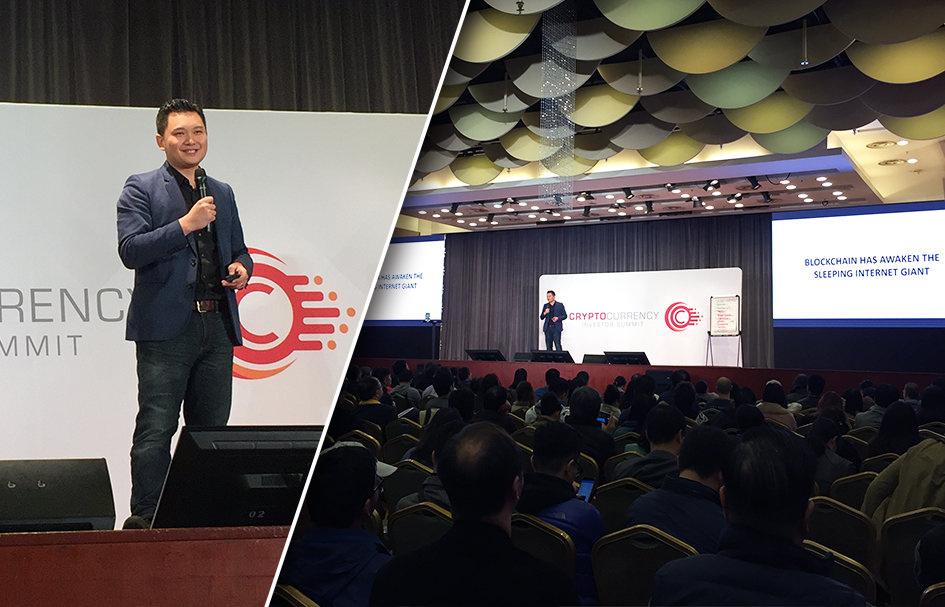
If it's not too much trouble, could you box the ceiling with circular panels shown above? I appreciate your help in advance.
[403,0,945,233]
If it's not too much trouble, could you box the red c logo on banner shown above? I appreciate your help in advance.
[233,248,355,379]
[664,302,702,332]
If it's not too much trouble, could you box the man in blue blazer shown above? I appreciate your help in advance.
[117,99,253,528]
[540,290,566,351]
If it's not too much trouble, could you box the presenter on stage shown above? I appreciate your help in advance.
[540,290,566,351]
[117,98,252,529]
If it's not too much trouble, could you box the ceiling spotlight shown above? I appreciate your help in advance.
[634,205,644,211]
[907,158,918,164]
[552,212,560,217]
[779,179,791,185]
[583,206,591,217]
[681,193,690,198]
[491,220,499,225]
[540,217,547,222]
[804,198,813,203]
[441,208,450,213]
[798,193,808,198]
[564,216,571,220]
[786,184,796,190]
[418,210,427,214]
[665,183,681,194]
[577,194,586,202]
[455,212,463,216]
[528,214,536,219]
[821,182,833,187]
[616,198,625,203]
[691,196,701,204]
[470,223,478,227]
[712,190,722,196]
[816,176,827,182]
[493,203,503,208]
[897,140,909,146]
[622,187,634,200]
[727,193,742,203]
[734,202,744,208]
[457,219,465,223]
[645,202,654,214]
[832,191,843,196]
[505,197,515,204]
[577,192,594,202]
[605,194,615,199]
[703,179,720,192]
[450,203,459,213]
[617,211,627,216]
[747,176,761,190]
[506,207,515,213]
[705,205,715,210]
[608,206,617,213]
[531,205,540,210]
[518,201,527,206]
[432,213,441,218]
[761,191,772,204]
[837,196,847,201]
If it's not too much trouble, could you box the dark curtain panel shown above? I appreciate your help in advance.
[442,214,774,368]
[0,0,464,112]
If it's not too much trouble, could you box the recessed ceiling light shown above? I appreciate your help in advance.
[837,196,847,201]
[618,212,626,216]
[907,158,918,164]
[816,176,827,181]
[455,212,463,216]
[441,208,449,213]
[671,188,681,194]
[605,194,614,199]
[833,191,843,196]
[576,196,586,202]
[506,207,515,213]
[798,193,807,198]
[418,210,427,214]
[608,207,617,212]
[432,213,440,218]
[519,201,527,206]
[531,205,540,210]
[804,198,813,203]
[705,205,714,210]
[457,219,465,223]
[786,185,796,190]
[681,193,690,198]
[897,140,909,146]
[540,217,547,222]
[821,182,832,187]
[616,198,625,203]
[528,214,536,218]
[564,216,571,220]
[470,223,478,227]
[734,203,744,208]
[552,212,560,217]
[712,190,722,196]
[779,180,790,185]
[493,203,502,208]
[635,205,644,211]
[491,220,499,225]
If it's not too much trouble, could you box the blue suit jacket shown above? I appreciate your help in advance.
[541,301,566,332]
[117,162,252,344]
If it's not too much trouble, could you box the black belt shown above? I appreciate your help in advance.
[193,300,220,313]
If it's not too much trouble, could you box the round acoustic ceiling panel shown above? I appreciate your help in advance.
[574,131,624,160]
[506,54,601,98]
[433,84,466,115]
[449,104,523,142]
[846,28,945,84]
[747,24,853,71]
[415,145,459,174]
[640,89,716,124]
[678,113,747,145]
[598,56,687,97]
[805,98,881,131]
[481,142,531,169]
[686,60,790,109]
[648,19,768,74]
[708,0,824,27]
[723,91,812,134]
[638,131,706,166]
[781,65,877,106]
[544,155,599,177]
[453,9,542,64]
[824,0,945,46]
[751,120,830,154]
[449,155,504,186]
[575,17,642,61]
[443,57,490,86]
[880,104,945,140]
[427,123,479,152]
[859,72,945,118]
[499,127,561,161]
[594,0,704,31]
[484,0,564,15]
[602,110,677,149]
[468,80,539,114]
[570,83,639,128]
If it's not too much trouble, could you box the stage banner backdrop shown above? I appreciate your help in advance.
[0,103,425,522]
[538,268,743,366]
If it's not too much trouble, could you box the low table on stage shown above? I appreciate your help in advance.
[2,526,288,606]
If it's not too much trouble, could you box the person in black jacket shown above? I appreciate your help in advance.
[565,386,616,471]
[651,426,866,606]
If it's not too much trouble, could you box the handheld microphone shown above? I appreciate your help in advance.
[195,168,211,233]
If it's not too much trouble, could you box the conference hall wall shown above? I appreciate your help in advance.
[0,1,465,524]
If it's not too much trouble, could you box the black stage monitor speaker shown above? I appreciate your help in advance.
[604,351,651,365]
[151,426,322,529]
[512,352,532,363]
[0,458,115,532]
[465,349,506,361]
[582,354,608,364]
[530,350,575,363]
[646,369,673,395]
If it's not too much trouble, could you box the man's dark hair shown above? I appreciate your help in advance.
[603,384,621,405]
[156,98,206,135]
[567,386,602,425]
[550,378,570,397]
[306,445,376,528]
[547,290,556,296]
[449,388,476,422]
[391,360,407,376]
[458,366,471,381]
[673,382,698,417]
[762,382,787,408]
[438,422,522,520]
[790,374,809,393]
[808,374,826,397]
[483,385,509,411]
[533,423,583,474]
[735,403,765,432]
[670,369,690,387]
[357,377,381,401]
[678,425,736,479]
[860,380,876,392]
[723,426,816,535]
[433,373,454,398]
[905,382,920,400]
[372,367,390,383]
[613,375,627,389]
[431,420,467,467]
[694,380,708,395]
[398,369,414,384]
[643,404,686,445]
[875,383,901,408]
[539,392,562,416]
[545,368,561,385]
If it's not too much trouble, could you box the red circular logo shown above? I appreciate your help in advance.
[664,302,702,332]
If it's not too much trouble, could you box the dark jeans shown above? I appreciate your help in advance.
[131,310,233,516]
[545,328,562,351]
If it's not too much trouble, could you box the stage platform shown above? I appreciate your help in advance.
[2,525,288,606]
[353,359,940,395]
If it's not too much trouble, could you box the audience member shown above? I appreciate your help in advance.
[903,382,922,413]
[863,437,945,528]
[786,374,809,404]
[704,377,734,412]
[508,367,528,391]
[735,386,757,407]
[651,427,866,605]
[866,401,920,458]
[658,369,690,406]
[566,386,616,470]
[471,385,519,434]
[807,416,856,493]
[372,368,393,405]
[390,369,420,411]
[402,408,465,469]
[614,404,685,488]
[535,368,561,399]
[601,384,622,419]
[735,404,765,434]
[327,395,365,440]
[511,381,537,418]
[448,388,476,423]
[421,366,454,400]
[355,377,397,434]
[673,382,699,420]
[842,388,865,418]
[456,366,472,391]
[370,423,578,606]
[518,423,605,605]
[694,380,713,405]
[818,406,862,470]
[613,375,627,394]
[403,373,452,425]
[917,525,945,593]
[917,386,945,425]
[625,425,735,554]
[855,383,900,428]
[797,375,826,410]
[279,442,395,606]
[397,419,466,512]
[527,378,570,424]
[757,382,797,431]
[532,392,563,428]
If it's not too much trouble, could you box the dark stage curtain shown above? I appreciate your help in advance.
[0,0,464,113]
[442,214,774,368]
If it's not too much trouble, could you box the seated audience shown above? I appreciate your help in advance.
[614,404,685,488]
[404,373,452,425]
[863,437,945,528]
[279,442,395,606]
[327,394,365,439]
[402,408,464,469]
[866,401,920,458]
[448,388,476,423]
[842,388,865,418]
[471,385,519,434]
[855,383,900,428]
[918,385,945,425]
[625,425,735,554]
[757,382,797,431]
[672,381,700,420]
[651,427,866,605]
[508,367,528,392]
[694,380,713,405]
[807,416,856,493]
[735,403,766,434]
[566,386,616,470]
[533,392,563,428]
[786,373,809,404]
[397,419,466,512]
[535,368,561,399]
[704,377,734,412]
[818,406,862,471]
[903,382,922,413]
[370,423,578,606]
[797,375,826,410]
[601,384,622,419]
[527,378,570,424]
[658,369,690,406]
[511,381,537,418]
[917,525,945,593]
[354,377,397,434]
[518,423,606,605]
[390,369,421,411]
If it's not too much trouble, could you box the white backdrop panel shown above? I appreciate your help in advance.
[538,268,743,366]
[0,103,425,524]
